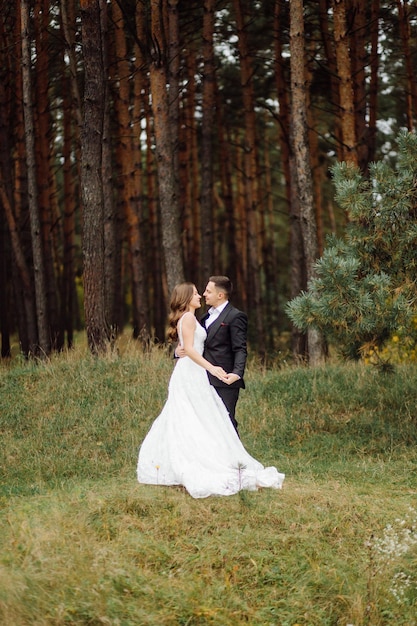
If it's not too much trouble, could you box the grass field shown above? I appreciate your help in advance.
[1,341,416,625]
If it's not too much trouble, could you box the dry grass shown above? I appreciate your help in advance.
[1,342,417,625]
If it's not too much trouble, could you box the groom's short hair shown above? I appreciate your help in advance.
[209,275,232,297]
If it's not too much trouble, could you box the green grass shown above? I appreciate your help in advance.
[1,342,417,625]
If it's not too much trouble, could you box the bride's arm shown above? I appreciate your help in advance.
[180,313,227,381]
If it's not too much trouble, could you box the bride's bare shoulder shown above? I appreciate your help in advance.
[177,311,196,328]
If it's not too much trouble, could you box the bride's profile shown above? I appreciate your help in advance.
[137,282,285,498]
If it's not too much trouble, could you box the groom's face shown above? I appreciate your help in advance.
[203,281,220,308]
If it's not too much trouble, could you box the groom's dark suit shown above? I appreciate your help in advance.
[200,303,247,433]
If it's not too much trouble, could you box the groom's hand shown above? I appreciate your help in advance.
[223,373,240,385]
[175,345,186,358]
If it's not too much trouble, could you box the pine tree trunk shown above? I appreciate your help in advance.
[34,0,62,350]
[21,0,51,357]
[135,3,165,340]
[289,156,308,358]
[61,74,76,348]
[8,1,38,354]
[200,0,216,280]
[234,131,248,290]
[112,0,149,341]
[350,0,368,172]
[145,92,166,340]
[396,0,417,131]
[274,0,306,354]
[60,0,82,344]
[167,0,181,251]
[100,3,121,335]
[183,46,200,286]
[60,0,82,129]
[290,0,324,365]
[274,0,292,211]
[216,84,238,289]
[80,0,110,355]
[368,0,380,164]
[149,0,184,296]
[333,0,358,165]
[318,0,343,161]
[233,0,265,355]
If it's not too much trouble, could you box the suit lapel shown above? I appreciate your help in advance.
[206,303,231,337]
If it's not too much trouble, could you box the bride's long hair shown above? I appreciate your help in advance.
[167,282,195,343]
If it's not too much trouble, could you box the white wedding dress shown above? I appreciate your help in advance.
[137,315,285,498]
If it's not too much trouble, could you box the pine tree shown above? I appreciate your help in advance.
[287,131,417,360]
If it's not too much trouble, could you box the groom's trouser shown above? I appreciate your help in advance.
[213,386,240,435]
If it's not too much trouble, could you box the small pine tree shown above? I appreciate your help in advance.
[287,130,417,360]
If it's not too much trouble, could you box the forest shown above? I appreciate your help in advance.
[0,0,416,360]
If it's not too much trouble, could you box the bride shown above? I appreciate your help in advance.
[137,282,285,498]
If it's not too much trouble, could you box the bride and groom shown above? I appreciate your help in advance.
[136,276,285,498]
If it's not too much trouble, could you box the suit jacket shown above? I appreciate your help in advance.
[200,303,247,389]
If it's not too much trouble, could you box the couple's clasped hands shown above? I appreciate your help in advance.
[176,345,239,385]
[210,367,240,385]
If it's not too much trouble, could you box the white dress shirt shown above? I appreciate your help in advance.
[205,301,229,328]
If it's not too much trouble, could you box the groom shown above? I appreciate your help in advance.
[200,275,248,434]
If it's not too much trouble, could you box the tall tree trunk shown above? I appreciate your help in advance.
[112,0,149,341]
[274,0,305,355]
[135,3,161,339]
[200,0,216,280]
[145,92,166,340]
[233,130,248,310]
[60,0,82,129]
[183,44,200,285]
[333,0,358,165]
[233,0,265,355]
[274,0,292,212]
[368,0,380,164]
[289,156,308,358]
[216,83,238,291]
[10,0,38,354]
[350,0,368,172]
[396,0,417,131]
[167,0,181,264]
[61,73,76,348]
[60,0,82,345]
[21,0,50,357]
[148,0,184,296]
[80,0,110,354]
[35,0,62,350]
[290,0,324,365]
[262,123,278,348]
[318,0,343,161]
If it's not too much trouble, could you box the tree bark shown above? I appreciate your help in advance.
[80,0,110,354]
[290,0,324,365]
[200,0,216,280]
[112,0,149,341]
[318,0,343,161]
[233,0,265,355]
[396,0,417,131]
[21,0,51,357]
[333,0,358,165]
[350,0,369,172]
[183,44,200,285]
[149,0,184,296]
[34,0,62,350]
[368,0,380,164]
